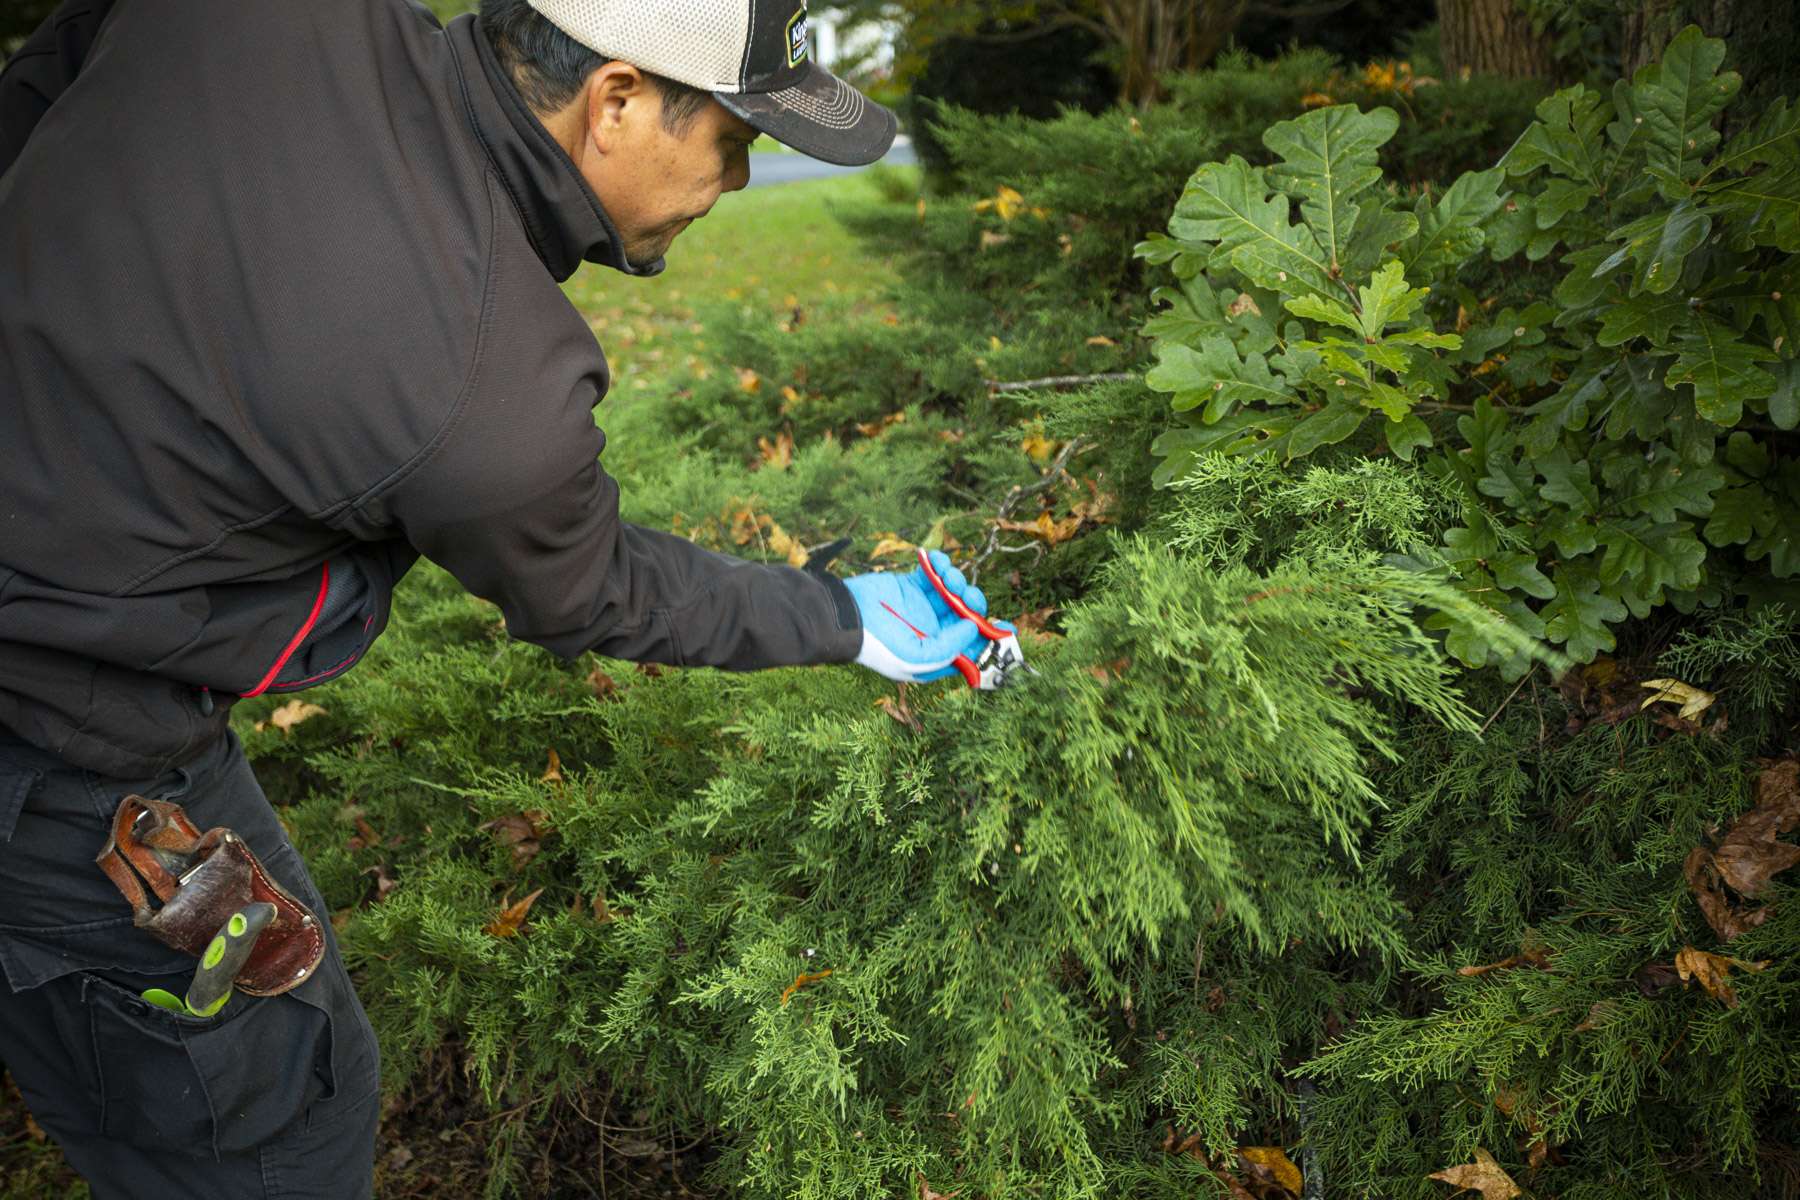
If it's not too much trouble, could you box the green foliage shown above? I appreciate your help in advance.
[219,40,1800,1200]
[1141,27,1800,672]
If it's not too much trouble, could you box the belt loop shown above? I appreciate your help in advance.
[162,767,194,803]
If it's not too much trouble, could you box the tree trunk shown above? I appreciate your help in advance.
[1098,0,1248,108]
[1438,0,1556,79]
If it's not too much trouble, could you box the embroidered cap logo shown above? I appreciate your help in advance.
[786,7,809,68]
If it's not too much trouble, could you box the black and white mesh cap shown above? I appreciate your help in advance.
[525,0,898,166]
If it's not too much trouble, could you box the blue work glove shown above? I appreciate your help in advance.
[844,550,991,683]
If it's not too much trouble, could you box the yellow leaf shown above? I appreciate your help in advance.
[757,430,795,470]
[765,523,810,568]
[781,293,798,308]
[989,335,1003,351]
[540,748,564,785]
[994,185,1024,220]
[1084,335,1116,347]
[996,511,1082,545]
[780,384,801,405]
[978,230,1010,251]
[1639,678,1716,721]
[1021,432,1059,464]
[1428,1148,1519,1200]
[1301,90,1335,108]
[916,197,927,221]
[484,887,545,938]
[259,700,327,735]
[736,366,761,393]
[1238,1146,1302,1192]
[1675,945,1768,1008]
[870,535,916,558]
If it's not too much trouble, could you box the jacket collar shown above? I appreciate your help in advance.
[447,14,664,282]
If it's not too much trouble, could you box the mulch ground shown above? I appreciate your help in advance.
[2,1046,720,1199]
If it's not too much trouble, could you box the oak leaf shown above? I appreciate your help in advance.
[484,887,545,938]
[1428,1148,1519,1199]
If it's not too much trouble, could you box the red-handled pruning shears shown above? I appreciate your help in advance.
[915,548,1037,689]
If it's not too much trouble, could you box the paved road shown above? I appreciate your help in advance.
[745,136,916,187]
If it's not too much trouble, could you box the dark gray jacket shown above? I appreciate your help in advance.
[0,0,861,779]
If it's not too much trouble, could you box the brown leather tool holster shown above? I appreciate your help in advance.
[95,794,325,997]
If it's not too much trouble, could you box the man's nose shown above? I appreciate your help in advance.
[725,157,751,193]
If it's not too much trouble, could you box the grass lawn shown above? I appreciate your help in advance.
[561,166,917,483]
[561,166,913,378]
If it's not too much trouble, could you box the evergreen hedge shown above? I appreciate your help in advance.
[238,33,1798,1200]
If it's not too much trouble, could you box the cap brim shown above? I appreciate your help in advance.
[715,63,897,167]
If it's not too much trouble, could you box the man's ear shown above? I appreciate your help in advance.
[584,61,653,154]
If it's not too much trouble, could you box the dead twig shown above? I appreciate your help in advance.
[1478,666,1536,738]
[968,435,1091,583]
[985,372,1135,393]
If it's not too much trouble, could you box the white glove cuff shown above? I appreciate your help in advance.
[854,629,954,683]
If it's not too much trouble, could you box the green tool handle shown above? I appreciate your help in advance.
[184,901,277,1017]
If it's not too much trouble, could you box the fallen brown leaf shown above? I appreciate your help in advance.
[540,748,564,785]
[876,691,922,733]
[586,666,619,700]
[870,535,916,558]
[362,863,399,904]
[1087,657,1131,685]
[1428,1148,1519,1199]
[1683,757,1800,938]
[855,411,905,438]
[916,1172,961,1200]
[484,887,545,938]
[1713,758,1800,897]
[735,366,761,393]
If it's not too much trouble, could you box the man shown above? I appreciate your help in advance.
[0,0,1003,1193]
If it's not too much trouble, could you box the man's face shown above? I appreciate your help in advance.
[576,70,757,266]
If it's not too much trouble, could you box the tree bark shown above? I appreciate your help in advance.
[1438,0,1556,79]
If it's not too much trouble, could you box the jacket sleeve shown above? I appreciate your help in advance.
[366,298,863,671]
[0,0,117,175]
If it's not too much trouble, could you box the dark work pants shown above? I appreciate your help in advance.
[0,729,380,1198]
